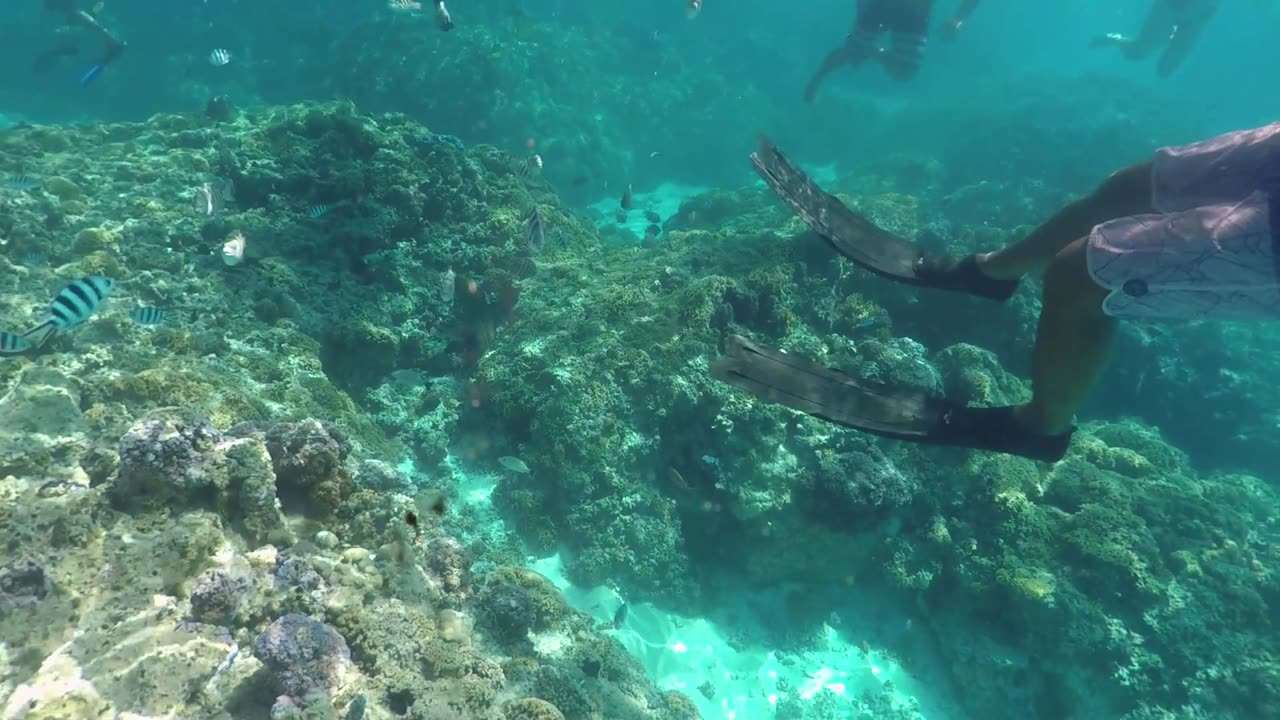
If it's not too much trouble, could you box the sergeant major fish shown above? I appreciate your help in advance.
[130,307,170,325]
[23,275,115,348]
[0,331,32,356]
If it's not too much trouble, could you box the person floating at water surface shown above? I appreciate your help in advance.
[34,0,125,85]
[1089,0,1219,77]
[714,124,1280,462]
[804,0,979,102]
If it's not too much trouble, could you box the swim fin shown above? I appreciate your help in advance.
[711,334,1072,462]
[749,135,1018,301]
[80,43,124,87]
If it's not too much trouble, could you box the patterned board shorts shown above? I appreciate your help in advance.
[1087,123,1280,320]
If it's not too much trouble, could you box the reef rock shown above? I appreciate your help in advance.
[265,419,353,517]
[0,558,51,611]
[0,367,90,482]
[254,613,351,700]
[113,409,289,543]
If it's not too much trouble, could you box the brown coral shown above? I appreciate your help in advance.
[504,697,565,720]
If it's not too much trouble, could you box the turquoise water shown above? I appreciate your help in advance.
[1,2,1278,720]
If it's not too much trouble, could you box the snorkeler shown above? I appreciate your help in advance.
[1089,0,1219,77]
[804,0,979,102]
[34,0,125,86]
[713,125,1280,462]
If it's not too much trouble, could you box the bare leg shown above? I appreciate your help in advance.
[978,161,1155,280]
[804,28,877,102]
[1156,20,1207,77]
[68,9,123,51]
[1017,237,1114,434]
[1090,1,1173,60]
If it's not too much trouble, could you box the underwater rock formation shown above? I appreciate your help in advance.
[188,568,251,625]
[0,558,51,610]
[254,613,352,700]
[264,418,354,517]
[114,409,290,542]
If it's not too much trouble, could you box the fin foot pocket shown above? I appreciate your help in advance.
[712,334,1070,461]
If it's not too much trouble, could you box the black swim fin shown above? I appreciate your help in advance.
[711,334,1071,462]
[749,135,1018,301]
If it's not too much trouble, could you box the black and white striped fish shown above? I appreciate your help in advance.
[129,307,169,325]
[23,275,115,348]
[0,332,32,356]
[526,206,545,254]
[2,174,41,192]
[511,153,542,180]
[209,48,232,66]
[192,179,234,217]
[308,204,332,219]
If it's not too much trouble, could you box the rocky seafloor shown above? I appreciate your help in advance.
[0,99,1277,720]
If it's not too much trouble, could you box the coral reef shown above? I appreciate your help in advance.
[0,76,1272,720]
[0,100,699,720]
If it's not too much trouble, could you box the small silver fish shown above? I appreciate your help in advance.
[209,48,232,66]
[498,456,530,474]
[440,267,456,304]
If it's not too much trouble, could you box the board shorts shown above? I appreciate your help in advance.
[1086,123,1280,320]
[855,0,930,36]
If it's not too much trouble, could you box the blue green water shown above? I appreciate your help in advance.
[1,2,1278,720]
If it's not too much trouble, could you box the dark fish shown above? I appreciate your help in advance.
[413,490,448,520]
[620,184,633,211]
[405,511,419,530]
[130,307,169,325]
[644,224,662,241]
[643,210,661,224]
[23,275,115,349]
[668,466,690,491]
[612,602,629,629]
[2,174,41,192]
[0,332,32,356]
[527,207,545,254]
[570,175,589,188]
[614,209,628,224]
